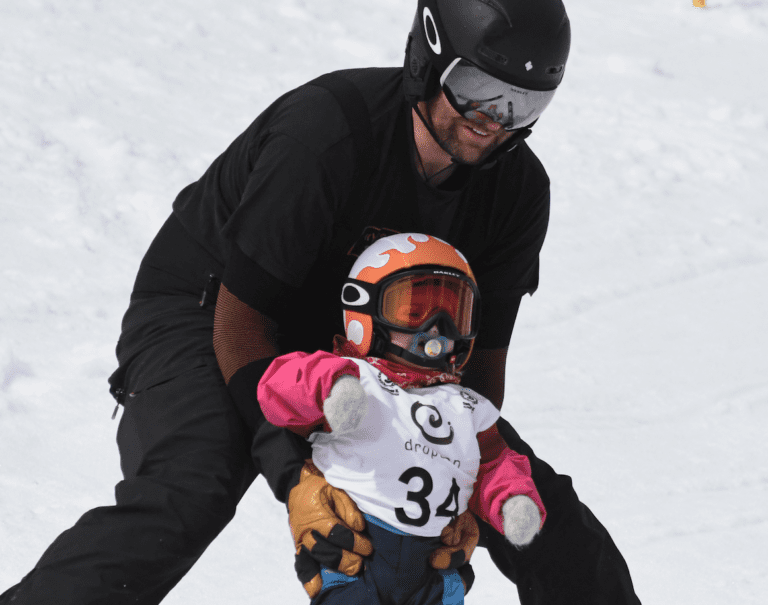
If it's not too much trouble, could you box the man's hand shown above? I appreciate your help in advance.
[430,509,480,569]
[288,461,374,598]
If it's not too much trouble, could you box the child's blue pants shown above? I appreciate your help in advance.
[311,515,465,605]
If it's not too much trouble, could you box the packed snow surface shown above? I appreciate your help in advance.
[1,1,767,603]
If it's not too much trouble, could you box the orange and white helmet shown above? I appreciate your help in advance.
[341,233,480,370]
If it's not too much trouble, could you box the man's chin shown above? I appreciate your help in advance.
[439,129,503,165]
[451,145,497,166]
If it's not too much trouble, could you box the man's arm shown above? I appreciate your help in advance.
[212,244,283,431]
[213,244,373,599]
[213,241,324,498]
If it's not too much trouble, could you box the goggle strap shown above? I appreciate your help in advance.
[340,278,378,316]
[479,123,535,168]
[391,311,466,340]
[411,101,464,166]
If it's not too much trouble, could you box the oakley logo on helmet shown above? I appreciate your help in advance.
[432,270,461,278]
[341,283,370,306]
[422,7,441,55]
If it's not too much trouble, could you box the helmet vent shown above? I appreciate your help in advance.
[477,0,514,29]
[410,55,424,78]
[546,65,564,75]
[477,45,508,66]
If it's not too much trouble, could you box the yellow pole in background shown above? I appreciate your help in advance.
[693,0,706,7]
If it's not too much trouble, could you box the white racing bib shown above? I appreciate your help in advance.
[309,358,499,537]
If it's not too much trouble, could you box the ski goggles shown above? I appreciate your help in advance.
[377,269,479,339]
[342,268,480,339]
[440,58,557,131]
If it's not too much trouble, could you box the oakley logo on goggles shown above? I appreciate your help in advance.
[342,269,479,341]
[440,58,556,131]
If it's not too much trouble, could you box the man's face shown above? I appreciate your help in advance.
[425,90,514,165]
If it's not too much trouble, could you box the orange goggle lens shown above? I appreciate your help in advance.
[380,274,475,336]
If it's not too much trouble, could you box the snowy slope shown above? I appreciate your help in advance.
[1,1,766,603]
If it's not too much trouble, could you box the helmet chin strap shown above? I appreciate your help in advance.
[412,101,463,166]
[411,100,534,170]
[382,340,455,371]
[370,323,466,372]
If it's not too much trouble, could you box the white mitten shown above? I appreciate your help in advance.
[502,495,542,548]
[322,375,368,434]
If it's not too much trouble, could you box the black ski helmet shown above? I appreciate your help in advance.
[404,0,571,112]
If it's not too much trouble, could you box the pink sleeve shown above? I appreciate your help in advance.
[468,424,547,535]
[257,351,360,438]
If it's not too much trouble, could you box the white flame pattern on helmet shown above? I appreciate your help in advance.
[349,233,430,279]
[347,320,365,345]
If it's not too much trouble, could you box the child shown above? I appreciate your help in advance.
[259,233,545,604]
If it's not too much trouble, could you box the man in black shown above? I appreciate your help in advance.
[0,1,641,603]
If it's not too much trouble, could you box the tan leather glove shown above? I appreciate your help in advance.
[430,510,479,594]
[430,509,480,569]
[288,461,374,598]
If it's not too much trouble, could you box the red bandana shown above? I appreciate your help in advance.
[332,336,462,390]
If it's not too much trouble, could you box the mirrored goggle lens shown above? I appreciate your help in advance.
[441,58,556,130]
[380,274,475,336]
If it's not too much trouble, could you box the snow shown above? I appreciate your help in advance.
[1,0,766,602]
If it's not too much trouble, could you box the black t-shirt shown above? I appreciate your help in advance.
[172,67,550,352]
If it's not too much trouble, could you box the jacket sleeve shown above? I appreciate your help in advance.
[468,423,547,535]
[258,351,360,438]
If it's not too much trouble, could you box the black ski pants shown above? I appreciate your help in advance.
[0,215,640,604]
